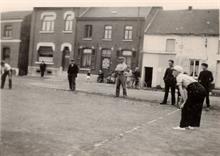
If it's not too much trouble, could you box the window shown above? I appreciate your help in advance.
[122,50,133,68]
[64,14,73,31]
[102,49,112,57]
[82,49,92,67]
[38,46,54,63]
[41,15,55,32]
[190,59,200,77]
[84,25,92,38]
[166,39,175,52]
[64,12,74,32]
[124,26,133,40]
[4,25,12,37]
[104,26,112,39]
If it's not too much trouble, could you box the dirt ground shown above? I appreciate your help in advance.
[1,76,220,156]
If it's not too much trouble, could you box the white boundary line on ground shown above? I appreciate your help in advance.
[92,109,180,149]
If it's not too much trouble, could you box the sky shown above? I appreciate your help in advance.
[0,0,219,12]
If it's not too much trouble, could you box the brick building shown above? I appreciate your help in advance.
[75,7,161,76]
[28,7,88,76]
[28,7,161,76]
[1,11,32,75]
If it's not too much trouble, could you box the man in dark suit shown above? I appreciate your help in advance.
[40,61,46,77]
[198,63,214,110]
[68,59,79,91]
[160,60,176,105]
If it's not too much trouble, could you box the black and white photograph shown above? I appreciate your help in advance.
[0,0,220,155]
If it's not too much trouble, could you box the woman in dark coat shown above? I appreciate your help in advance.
[172,66,206,130]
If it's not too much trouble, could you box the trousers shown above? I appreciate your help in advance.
[162,83,176,105]
[116,75,127,97]
[180,82,206,128]
[68,75,76,91]
[1,71,12,89]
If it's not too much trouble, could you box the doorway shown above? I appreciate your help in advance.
[101,49,112,76]
[2,47,11,63]
[62,47,70,71]
[144,67,153,87]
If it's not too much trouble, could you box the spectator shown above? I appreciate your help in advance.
[133,67,141,89]
[67,59,79,91]
[87,69,91,81]
[97,70,104,83]
[125,67,133,88]
[160,60,176,105]
[40,61,46,77]
[198,63,214,111]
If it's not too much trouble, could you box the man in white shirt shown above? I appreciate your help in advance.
[1,61,12,89]
[115,57,127,97]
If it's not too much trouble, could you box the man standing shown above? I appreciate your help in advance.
[40,61,46,77]
[1,61,12,89]
[198,63,214,110]
[115,57,127,97]
[160,60,176,105]
[133,67,141,89]
[67,59,79,91]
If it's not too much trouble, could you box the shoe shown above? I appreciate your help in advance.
[188,126,195,130]
[160,102,167,105]
[172,126,186,130]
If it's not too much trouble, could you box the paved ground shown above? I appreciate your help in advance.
[1,76,220,156]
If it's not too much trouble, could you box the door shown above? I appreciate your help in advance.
[62,47,70,71]
[2,47,11,63]
[144,67,153,88]
[216,61,220,88]
[101,49,112,76]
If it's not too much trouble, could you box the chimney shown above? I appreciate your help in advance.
[188,6,192,10]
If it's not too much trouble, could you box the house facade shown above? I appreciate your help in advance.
[28,7,161,76]
[0,11,32,75]
[28,7,88,76]
[141,9,220,88]
[74,7,161,76]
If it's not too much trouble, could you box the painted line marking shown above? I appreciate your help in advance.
[94,139,109,147]
[147,119,157,124]
[167,109,180,115]
[92,109,180,149]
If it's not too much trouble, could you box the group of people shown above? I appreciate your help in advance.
[1,57,214,131]
[160,60,214,130]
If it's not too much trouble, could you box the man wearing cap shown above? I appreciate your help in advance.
[115,57,127,97]
[160,60,176,105]
[198,63,214,110]
[172,65,206,130]
[1,61,12,89]
[67,59,79,91]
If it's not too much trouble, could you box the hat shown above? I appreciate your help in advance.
[201,63,208,68]
[118,57,125,60]
[173,65,183,73]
